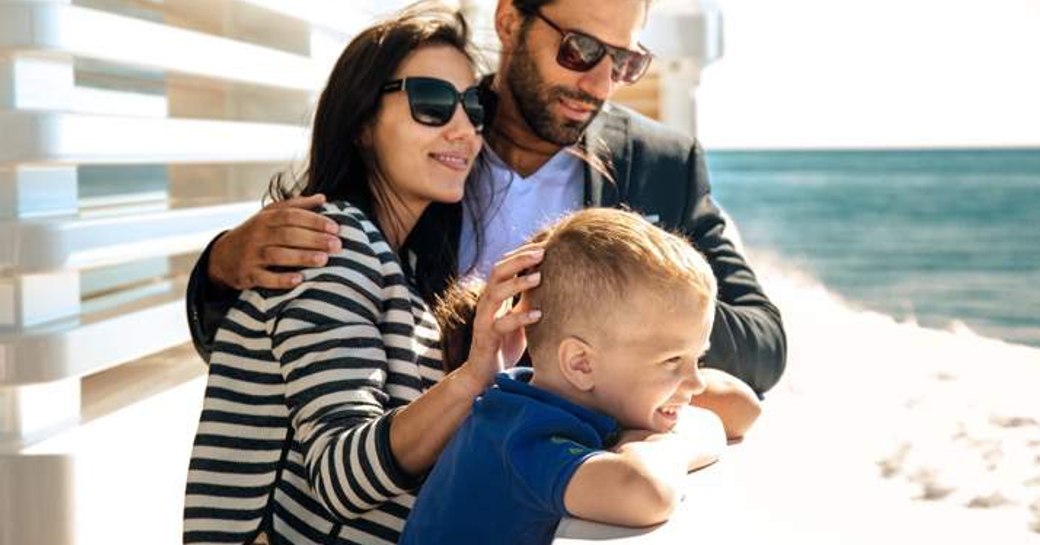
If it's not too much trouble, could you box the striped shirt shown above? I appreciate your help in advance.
[184,202,445,544]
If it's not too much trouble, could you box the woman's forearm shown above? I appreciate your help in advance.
[390,246,547,476]
[388,366,486,476]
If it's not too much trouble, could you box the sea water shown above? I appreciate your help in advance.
[707,148,1040,348]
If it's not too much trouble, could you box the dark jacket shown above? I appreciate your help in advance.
[186,103,786,395]
[578,103,786,395]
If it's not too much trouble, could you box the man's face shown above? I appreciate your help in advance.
[503,0,647,146]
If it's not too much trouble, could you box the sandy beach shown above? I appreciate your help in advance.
[740,256,1040,543]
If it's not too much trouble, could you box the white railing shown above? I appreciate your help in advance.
[0,1,720,543]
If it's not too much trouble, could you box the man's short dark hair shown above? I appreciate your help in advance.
[511,0,654,18]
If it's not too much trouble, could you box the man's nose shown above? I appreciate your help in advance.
[576,55,616,102]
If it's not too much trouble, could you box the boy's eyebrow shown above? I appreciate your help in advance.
[638,340,711,360]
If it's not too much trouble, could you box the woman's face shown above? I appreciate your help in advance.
[368,44,483,216]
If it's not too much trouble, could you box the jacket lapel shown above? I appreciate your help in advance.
[582,104,630,207]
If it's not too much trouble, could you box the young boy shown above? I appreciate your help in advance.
[400,208,757,544]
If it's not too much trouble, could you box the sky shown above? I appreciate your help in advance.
[695,0,1040,149]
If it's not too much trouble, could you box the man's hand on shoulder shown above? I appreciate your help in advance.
[208,194,342,290]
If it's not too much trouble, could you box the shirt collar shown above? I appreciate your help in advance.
[481,142,582,183]
[495,368,619,442]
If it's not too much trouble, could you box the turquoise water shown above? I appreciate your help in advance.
[707,148,1040,348]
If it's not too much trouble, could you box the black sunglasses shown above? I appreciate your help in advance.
[534,10,653,85]
[381,77,484,132]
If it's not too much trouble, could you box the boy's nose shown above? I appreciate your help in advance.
[683,364,708,398]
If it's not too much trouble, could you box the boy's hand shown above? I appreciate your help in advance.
[672,406,726,471]
[612,408,725,472]
[208,194,342,290]
[612,429,655,450]
[567,410,725,527]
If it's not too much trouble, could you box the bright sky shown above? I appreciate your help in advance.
[695,0,1040,149]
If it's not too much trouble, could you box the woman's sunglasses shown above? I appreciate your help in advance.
[381,77,485,132]
[535,10,653,85]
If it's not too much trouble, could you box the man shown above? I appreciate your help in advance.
[187,0,786,396]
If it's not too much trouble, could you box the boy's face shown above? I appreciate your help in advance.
[587,283,712,433]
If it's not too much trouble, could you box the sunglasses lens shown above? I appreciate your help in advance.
[613,50,652,84]
[462,88,485,131]
[558,33,606,71]
[556,32,651,84]
[408,79,457,126]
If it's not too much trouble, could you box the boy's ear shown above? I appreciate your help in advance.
[494,0,523,54]
[557,337,595,392]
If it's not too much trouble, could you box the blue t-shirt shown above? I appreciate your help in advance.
[399,368,619,545]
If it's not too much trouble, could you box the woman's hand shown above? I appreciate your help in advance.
[459,244,545,391]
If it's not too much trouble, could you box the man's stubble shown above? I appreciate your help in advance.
[504,27,604,147]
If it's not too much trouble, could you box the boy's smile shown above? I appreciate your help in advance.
[584,282,713,433]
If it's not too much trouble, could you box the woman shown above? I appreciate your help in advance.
[183,4,543,544]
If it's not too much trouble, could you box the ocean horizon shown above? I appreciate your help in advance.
[706,147,1040,349]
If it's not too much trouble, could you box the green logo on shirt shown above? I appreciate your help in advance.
[550,436,589,456]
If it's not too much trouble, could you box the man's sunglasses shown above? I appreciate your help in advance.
[381,77,485,132]
[534,10,653,85]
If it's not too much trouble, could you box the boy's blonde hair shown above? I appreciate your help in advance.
[525,208,717,360]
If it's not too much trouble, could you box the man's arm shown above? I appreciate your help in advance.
[685,140,787,396]
[563,407,726,527]
[692,368,762,441]
[185,193,341,360]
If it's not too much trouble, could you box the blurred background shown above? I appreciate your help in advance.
[1,0,1037,543]
[699,0,1040,348]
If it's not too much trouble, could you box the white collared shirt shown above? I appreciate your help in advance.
[458,145,584,278]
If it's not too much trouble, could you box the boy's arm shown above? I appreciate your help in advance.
[691,368,763,442]
[562,407,726,527]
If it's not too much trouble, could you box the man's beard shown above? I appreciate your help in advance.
[505,35,604,147]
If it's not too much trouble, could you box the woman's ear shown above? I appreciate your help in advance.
[357,124,373,148]
[494,0,523,54]
[557,337,595,392]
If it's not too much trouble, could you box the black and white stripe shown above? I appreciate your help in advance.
[185,202,444,544]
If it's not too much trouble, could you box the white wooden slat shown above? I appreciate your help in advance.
[1,366,206,544]
[0,279,189,385]
[0,166,78,219]
[236,0,407,34]
[71,86,168,117]
[0,112,306,164]
[0,271,80,328]
[0,202,258,272]
[0,3,324,91]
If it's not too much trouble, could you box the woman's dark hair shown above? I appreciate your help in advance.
[267,1,490,308]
